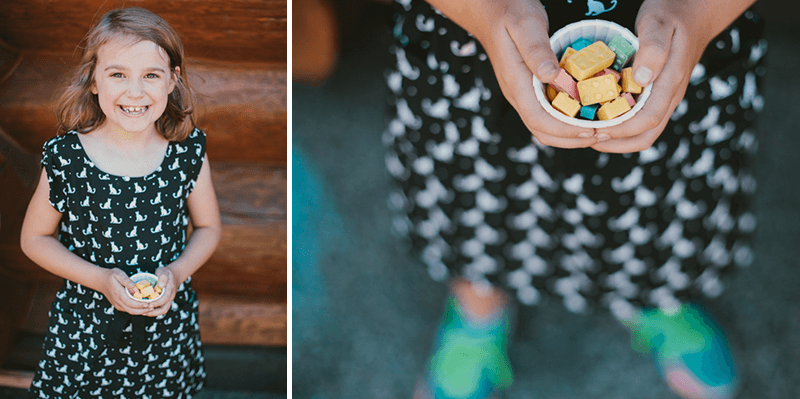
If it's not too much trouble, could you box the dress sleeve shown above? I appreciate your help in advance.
[184,128,207,196]
[40,136,68,213]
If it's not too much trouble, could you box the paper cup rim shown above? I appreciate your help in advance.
[127,272,160,302]
[532,20,653,129]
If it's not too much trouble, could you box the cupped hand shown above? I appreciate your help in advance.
[591,0,713,153]
[141,266,180,317]
[427,0,597,148]
[102,268,154,315]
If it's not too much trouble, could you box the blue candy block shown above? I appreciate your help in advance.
[571,38,593,51]
[580,104,599,120]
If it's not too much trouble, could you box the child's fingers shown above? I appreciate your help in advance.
[632,13,674,87]
[154,268,170,289]
[505,4,559,83]
[111,268,137,295]
[142,299,173,317]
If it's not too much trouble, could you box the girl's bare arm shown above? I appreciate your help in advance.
[20,168,151,314]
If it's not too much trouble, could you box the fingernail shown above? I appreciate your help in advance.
[578,132,593,139]
[634,66,652,86]
[538,61,558,79]
[596,134,611,142]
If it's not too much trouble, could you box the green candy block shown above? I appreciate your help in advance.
[608,35,636,71]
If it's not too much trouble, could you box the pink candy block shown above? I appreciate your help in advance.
[594,68,621,82]
[551,68,579,100]
[621,92,636,108]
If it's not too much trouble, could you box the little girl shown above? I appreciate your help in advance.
[19,7,221,398]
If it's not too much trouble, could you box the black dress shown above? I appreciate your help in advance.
[28,129,207,398]
[385,0,766,317]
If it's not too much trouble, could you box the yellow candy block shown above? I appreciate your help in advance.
[551,92,581,117]
[547,84,558,102]
[559,47,577,69]
[140,285,155,298]
[621,67,643,94]
[565,41,616,81]
[577,75,619,106]
[133,292,144,300]
[597,97,632,120]
[135,281,150,290]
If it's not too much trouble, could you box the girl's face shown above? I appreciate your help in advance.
[91,39,178,136]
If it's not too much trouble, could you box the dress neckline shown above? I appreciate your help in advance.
[68,131,172,180]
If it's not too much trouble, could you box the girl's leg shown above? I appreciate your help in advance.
[450,278,508,323]
[415,278,513,399]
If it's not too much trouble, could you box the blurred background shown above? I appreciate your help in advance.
[292,0,800,397]
[0,0,287,397]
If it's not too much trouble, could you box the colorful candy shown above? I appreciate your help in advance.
[551,69,579,100]
[577,75,619,105]
[564,41,616,81]
[552,92,581,117]
[545,35,643,121]
[621,67,643,94]
[559,47,577,69]
[608,35,636,71]
[571,37,594,51]
[597,97,632,120]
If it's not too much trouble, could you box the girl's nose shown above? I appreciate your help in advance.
[127,79,145,97]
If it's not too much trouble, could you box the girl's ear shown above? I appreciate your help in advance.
[170,66,181,94]
[90,78,98,95]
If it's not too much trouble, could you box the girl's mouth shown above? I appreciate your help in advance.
[119,105,149,115]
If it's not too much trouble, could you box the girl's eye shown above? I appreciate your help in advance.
[146,73,159,79]
[111,73,124,78]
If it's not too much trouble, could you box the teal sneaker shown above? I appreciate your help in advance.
[629,304,740,399]
[416,297,514,399]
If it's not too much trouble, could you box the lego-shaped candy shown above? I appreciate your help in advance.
[597,97,632,120]
[607,35,636,71]
[552,92,581,117]
[551,68,579,100]
[580,104,599,120]
[594,68,621,82]
[546,84,558,102]
[559,47,577,69]
[621,92,636,108]
[577,74,619,106]
[621,67,643,94]
[140,285,156,298]
[571,37,593,51]
[565,41,616,81]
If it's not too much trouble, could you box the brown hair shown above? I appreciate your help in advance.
[55,7,197,141]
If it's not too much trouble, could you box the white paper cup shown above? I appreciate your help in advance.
[128,272,161,302]
[532,20,653,128]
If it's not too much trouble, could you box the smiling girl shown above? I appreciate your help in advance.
[20,7,221,398]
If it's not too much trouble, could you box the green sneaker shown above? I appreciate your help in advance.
[629,304,740,399]
[418,297,514,399]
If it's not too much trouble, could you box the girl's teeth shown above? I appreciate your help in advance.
[121,106,147,113]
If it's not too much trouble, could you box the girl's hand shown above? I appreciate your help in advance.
[426,0,597,148]
[141,266,181,317]
[102,268,154,315]
[591,0,717,153]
